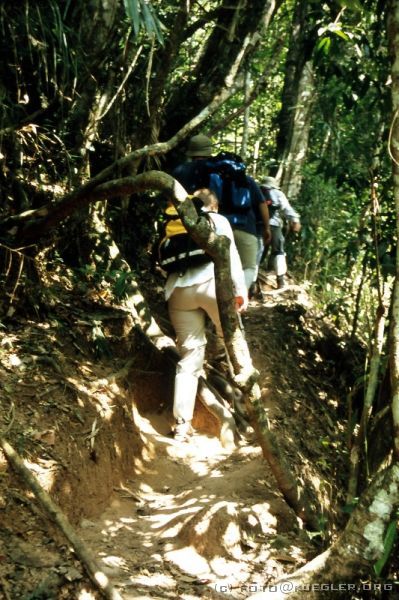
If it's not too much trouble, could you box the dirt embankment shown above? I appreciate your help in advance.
[0,272,354,599]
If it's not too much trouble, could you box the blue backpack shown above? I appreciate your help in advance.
[205,152,251,227]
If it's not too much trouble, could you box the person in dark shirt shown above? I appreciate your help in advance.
[172,134,271,290]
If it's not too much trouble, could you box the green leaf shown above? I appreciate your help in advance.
[150,8,165,42]
[123,0,164,44]
[338,0,363,11]
[331,29,350,41]
[316,37,331,55]
[373,521,398,577]
[124,0,141,36]
[141,0,164,43]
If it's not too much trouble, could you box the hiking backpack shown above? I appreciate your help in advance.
[205,152,251,227]
[260,186,277,219]
[157,199,213,275]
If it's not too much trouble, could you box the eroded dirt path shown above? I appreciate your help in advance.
[78,408,312,600]
[0,271,347,599]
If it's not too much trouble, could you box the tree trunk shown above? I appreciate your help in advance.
[276,61,315,200]
[240,70,251,160]
[248,463,399,600]
[387,0,399,460]
[275,0,313,160]
[347,285,390,502]
[63,1,121,179]
[163,0,282,137]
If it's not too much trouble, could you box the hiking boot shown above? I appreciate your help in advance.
[174,419,193,442]
[276,275,286,289]
[249,281,261,300]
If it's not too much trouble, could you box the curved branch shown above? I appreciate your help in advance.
[3,78,242,240]
[8,172,183,244]
[5,170,321,528]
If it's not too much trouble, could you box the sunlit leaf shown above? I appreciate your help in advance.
[374,521,397,577]
[331,29,350,41]
[316,37,331,55]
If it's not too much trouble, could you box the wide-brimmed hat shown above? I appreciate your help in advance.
[186,134,213,157]
[261,176,279,189]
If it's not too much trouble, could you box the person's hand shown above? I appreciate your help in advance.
[290,221,301,233]
[235,295,248,313]
[263,226,272,245]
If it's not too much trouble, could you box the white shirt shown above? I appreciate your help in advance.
[268,188,300,228]
[164,212,247,301]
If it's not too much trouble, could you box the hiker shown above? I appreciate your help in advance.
[164,188,248,441]
[258,177,301,290]
[172,134,271,291]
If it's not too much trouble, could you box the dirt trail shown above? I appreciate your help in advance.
[0,270,348,599]
[77,406,309,600]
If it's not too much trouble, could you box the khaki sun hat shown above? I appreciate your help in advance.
[261,176,279,189]
[186,134,213,157]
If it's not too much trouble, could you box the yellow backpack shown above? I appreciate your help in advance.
[158,201,213,275]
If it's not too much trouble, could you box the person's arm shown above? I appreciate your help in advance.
[258,201,272,245]
[276,190,301,231]
[249,176,271,245]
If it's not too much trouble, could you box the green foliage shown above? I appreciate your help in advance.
[0,1,76,211]
[292,167,364,282]
[111,270,135,299]
[374,519,398,577]
[91,322,111,358]
[123,0,164,43]
[283,2,393,335]
[0,0,393,345]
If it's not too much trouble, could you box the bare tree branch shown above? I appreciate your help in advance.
[3,73,243,242]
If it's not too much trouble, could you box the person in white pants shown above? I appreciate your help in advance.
[259,177,301,289]
[164,189,248,441]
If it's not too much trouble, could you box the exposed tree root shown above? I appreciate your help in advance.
[197,377,237,450]
[0,436,124,600]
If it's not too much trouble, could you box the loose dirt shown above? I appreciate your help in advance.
[0,269,352,599]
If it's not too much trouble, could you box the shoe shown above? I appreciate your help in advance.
[276,275,286,289]
[249,281,263,300]
[248,282,257,299]
[174,420,193,442]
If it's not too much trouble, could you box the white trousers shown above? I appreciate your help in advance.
[168,278,222,422]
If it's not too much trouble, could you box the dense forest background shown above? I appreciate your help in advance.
[0,0,393,334]
[1,0,399,598]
